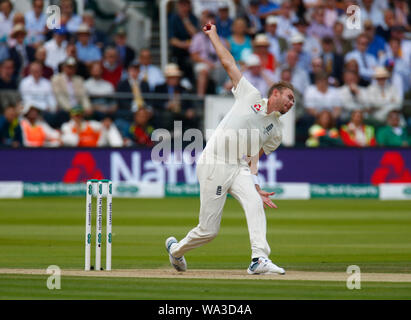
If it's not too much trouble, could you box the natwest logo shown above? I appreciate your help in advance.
[371,152,411,185]
[63,152,104,182]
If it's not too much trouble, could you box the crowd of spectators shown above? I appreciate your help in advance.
[1,0,411,149]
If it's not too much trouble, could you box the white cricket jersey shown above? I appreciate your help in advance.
[201,76,283,164]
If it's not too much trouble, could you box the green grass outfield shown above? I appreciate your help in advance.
[0,197,411,299]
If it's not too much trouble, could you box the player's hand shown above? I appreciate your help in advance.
[258,189,277,209]
[203,21,217,36]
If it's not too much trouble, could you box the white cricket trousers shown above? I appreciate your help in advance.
[171,160,271,259]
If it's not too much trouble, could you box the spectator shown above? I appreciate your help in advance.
[365,66,402,125]
[258,0,280,19]
[233,0,247,19]
[307,7,334,40]
[321,36,344,86]
[0,105,22,147]
[338,70,368,122]
[340,110,377,147]
[245,0,263,35]
[112,27,135,69]
[332,20,353,56]
[82,10,106,49]
[251,34,276,72]
[390,25,411,73]
[0,0,15,42]
[51,57,91,125]
[360,0,385,27]
[345,34,378,84]
[122,108,155,148]
[19,61,57,118]
[276,0,298,40]
[376,9,396,42]
[168,0,198,83]
[63,42,89,79]
[138,48,165,92]
[227,18,252,62]
[44,28,68,73]
[60,0,82,33]
[293,17,322,62]
[376,110,410,147]
[101,47,123,88]
[290,32,311,72]
[242,54,275,98]
[363,20,386,59]
[306,109,342,147]
[23,46,53,79]
[20,103,61,147]
[8,24,35,80]
[304,71,342,120]
[153,63,194,131]
[61,105,123,147]
[0,59,20,113]
[323,0,339,28]
[308,56,325,84]
[392,0,410,31]
[190,11,227,96]
[75,24,102,66]
[116,59,150,121]
[216,2,233,39]
[84,62,116,120]
[0,40,9,63]
[25,0,47,46]
[265,15,287,64]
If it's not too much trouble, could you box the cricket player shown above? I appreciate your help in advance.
[166,22,295,275]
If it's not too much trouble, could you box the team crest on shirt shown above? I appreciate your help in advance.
[250,103,262,114]
[263,123,274,135]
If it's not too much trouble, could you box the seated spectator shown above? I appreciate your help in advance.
[82,10,106,49]
[293,17,322,63]
[61,105,123,147]
[168,0,198,83]
[116,59,150,122]
[60,0,82,33]
[84,62,116,120]
[245,0,263,35]
[265,15,287,64]
[216,2,233,39]
[122,108,155,148]
[376,9,396,42]
[101,47,123,89]
[0,59,20,112]
[8,24,35,80]
[392,0,410,31]
[338,70,368,122]
[363,20,386,59]
[340,110,376,147]
[20,103,61,147]
[44,28,68,73]
[0,0,15,42]
[304,72,342,120]
[23,46,53,79]
[242,54,275,98]
[190,11,227,96]
[138,48,165,92]
[19,61,56,117]
[344,58,369,87]
[332,20,353,56]
[62,43,89,79]
[308,56,325,84]
[0,105,22,147]
[112,27,135,69]
[75,24,102,66]
[251,34,276,72]
[365,66,402,125]
[360,0,385,27]
[227,18,252,62]
[377,110,410,147]
[51,57,91,126]
[345,34,378,85]
[307,7,334,40]
[290,32,311,72]
[306,110,342,147]
[321,36,344,86]
[153,63,194,131]
[25,0,47,46]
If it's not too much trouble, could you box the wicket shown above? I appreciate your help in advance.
[85,179,112,271]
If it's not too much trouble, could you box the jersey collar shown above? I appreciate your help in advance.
[262,98,281,118]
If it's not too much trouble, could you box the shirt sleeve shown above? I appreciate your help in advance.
[231,76,260,101]
[262,136,281,155]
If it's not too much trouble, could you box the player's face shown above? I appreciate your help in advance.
[272,88,294,114]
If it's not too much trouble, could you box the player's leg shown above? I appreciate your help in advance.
[228,170,285,274]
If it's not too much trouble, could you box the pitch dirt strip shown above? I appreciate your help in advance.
[1,268,411,283]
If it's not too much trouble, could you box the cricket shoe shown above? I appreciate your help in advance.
[165,236,187,272]
[247,257,285,275]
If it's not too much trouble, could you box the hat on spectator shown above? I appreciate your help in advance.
[77,23,91,34]
[164,63,182,77]
[253,34,270,46]
[218,1,229,9]
[11,24,27,38]
[70,105,84,115]
[266,15,278,25]
[290,32,305,44]
[64,57,77,66]
[245,54,261,67]
[373,66,390,79]
[22,102,41,115]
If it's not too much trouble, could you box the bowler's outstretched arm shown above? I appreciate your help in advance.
[203,22,242,88]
